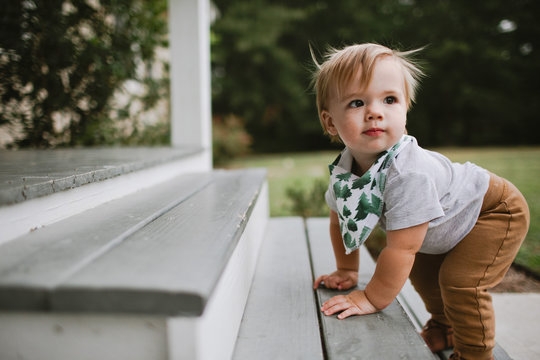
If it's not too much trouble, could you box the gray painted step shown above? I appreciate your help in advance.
[0,147,202,205]
[306,218,436,360]
[0,168,266,316]
[233,218,323,360]
[0,172,213,310]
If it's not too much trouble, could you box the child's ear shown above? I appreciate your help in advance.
[321,110,338,136]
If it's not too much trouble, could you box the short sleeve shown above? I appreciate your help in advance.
[383,171,445,230]
[325,183,338,212]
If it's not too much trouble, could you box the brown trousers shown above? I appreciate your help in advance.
[409,173,530,360]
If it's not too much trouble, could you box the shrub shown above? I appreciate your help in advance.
[212,114,252,166]
[0,0,168,147]
[285,177,328,218]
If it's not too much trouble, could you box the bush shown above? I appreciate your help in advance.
[212,114,252,166]
[0,0,168,148]
[285,177,328,218]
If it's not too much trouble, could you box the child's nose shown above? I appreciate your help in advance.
[366,105,383,121]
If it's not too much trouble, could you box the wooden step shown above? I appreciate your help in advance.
[0,168,268,360]
[306,218,435,359]
[235,217,436,360]
[0,147,210,244]
[233,218,323,359]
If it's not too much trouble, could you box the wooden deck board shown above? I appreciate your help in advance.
[306,218,436,360]
[233,218,323,360]
[0,147,202,205]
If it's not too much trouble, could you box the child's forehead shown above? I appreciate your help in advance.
[331,57,404,98]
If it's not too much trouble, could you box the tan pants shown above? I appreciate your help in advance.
[409,173,530,360]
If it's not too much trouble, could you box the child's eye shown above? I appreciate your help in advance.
[349,100,364,108]
[384,96,397,104]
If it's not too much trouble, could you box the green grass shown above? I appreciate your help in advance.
[225,151,334,216]
[223,147,540,274]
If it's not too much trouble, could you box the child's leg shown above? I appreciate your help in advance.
[410,253,448,325]
[439,174,529,360]
[410,253,455,352]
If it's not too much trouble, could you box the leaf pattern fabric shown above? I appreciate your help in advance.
[329,135,413,254]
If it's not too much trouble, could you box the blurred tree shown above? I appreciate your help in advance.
[0,0,168,147]
[211,0,317,152]
[211,0,540,151]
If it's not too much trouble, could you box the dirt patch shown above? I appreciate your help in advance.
[491,265,540,293]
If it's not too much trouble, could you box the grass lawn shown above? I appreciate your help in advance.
[223,146,540,274]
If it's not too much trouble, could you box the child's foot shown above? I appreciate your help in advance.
[449,351,494,360]
[420,319,454,353]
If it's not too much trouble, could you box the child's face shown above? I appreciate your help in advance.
[321,57,407,170]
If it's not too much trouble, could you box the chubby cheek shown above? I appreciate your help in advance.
[342,114,363,131]
[394,122,407,135]
[338,121,362,141]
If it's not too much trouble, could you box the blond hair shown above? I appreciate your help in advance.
[312,43,424,141]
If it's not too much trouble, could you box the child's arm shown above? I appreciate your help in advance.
[321,222,428,319]
[313,210,359,290]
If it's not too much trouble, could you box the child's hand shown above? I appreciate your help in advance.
[313,269,358,290]
[320,290,378,319]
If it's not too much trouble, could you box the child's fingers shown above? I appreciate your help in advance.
[313,275,327,289]
[321,291,378,319]
[320,295,342,310]
[315,272,356,290]
[337,278,355,290]
[321,295,349,314]
[315,275,341,289]
[323,301,352,316]
[324,277,339,289]
[337,307,361,320]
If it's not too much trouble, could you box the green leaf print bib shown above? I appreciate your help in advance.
[329,135,413,254]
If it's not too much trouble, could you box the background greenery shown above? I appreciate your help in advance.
[211,0,540,152]
[1,0,169,147]
[224,147,540,275]
[3,0,539,151]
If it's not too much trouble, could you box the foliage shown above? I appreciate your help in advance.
[114,119,170,146]
[0,0,168,147]
[285,177,328,218]
[211,0,319,152]
[211,0,540,151]
[212,114,252,166]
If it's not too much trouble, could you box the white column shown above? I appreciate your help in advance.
[168,0,212,168]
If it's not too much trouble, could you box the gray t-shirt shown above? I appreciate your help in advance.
[325,137,490,254]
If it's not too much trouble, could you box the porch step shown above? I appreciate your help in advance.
[0,146,210,244]
[233,218,323,359]
[234,217,435,360]
[0,167,268,360]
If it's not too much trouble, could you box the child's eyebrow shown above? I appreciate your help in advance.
[381,89,403,96]
[340,91,363,101]
[340,88,402,101]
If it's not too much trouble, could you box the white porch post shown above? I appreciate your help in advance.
[168,0,212,168]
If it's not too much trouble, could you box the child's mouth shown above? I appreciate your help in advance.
[363,128,384,136]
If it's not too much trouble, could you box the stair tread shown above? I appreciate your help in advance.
[0,168,266,316]
[0,147,202,205]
